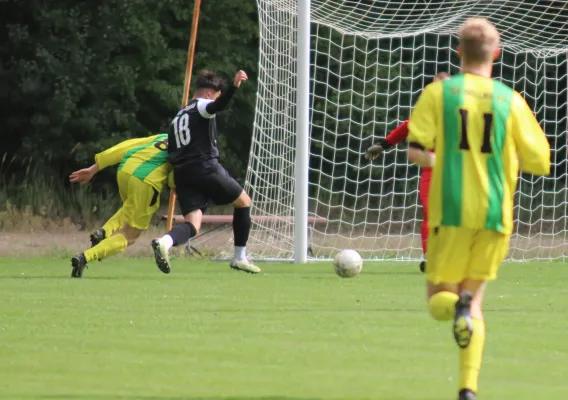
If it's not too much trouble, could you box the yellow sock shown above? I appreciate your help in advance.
[428,291,459,321]
[102,208,124,238]
[459,318,485,393]
[84,234,128,263]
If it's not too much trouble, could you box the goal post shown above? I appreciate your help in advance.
[246,0,568,262]
[294,0,311,264]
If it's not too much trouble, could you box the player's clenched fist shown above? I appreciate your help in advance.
[233,70,248,88]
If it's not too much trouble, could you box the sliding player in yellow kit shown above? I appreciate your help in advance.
[407,18,550,400]
[69,134,172,278]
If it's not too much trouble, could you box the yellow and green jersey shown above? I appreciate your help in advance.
[408,73,550,234]
[95,134,173,192]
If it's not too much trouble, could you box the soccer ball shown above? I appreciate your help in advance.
[333,249,363,278]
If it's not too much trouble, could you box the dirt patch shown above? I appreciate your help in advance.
[0,224,235,259]
[0,230,150,258]
[1,224,565,261]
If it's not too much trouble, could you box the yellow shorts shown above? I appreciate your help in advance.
[116,171,160,230]
[426,226,510,284]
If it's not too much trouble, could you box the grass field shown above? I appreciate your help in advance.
[1,258,567,400]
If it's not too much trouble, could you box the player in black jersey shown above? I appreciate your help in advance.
[151,70,260,274]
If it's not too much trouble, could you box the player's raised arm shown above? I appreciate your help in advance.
[195,70,248,119]
[407,83,441,168]
[511,92,551,176]
[205,70,247,114]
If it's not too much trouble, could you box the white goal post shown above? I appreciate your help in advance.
[246,0,568,262]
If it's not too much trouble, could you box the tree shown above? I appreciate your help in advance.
[0,0,259,184]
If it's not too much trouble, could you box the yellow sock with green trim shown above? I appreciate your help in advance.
[84,234,128,263]
[428,291,459,321]
[459,318,485,393]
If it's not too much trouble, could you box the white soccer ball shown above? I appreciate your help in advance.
[333,249,363,278]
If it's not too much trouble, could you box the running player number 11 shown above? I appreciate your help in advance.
[459,109,493,154]
[172,114,191,148]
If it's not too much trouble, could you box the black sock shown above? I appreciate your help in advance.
[168,222,197,246]
[233,207,251,247]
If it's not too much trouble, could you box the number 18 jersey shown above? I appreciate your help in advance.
[408,73,550,234]
[168,98,220,171]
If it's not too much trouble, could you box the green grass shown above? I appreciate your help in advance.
[1,259,567,400]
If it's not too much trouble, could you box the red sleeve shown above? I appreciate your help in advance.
[385,120,409,146]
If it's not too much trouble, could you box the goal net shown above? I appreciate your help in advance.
[246,0,568,261]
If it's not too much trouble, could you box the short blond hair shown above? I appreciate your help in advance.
[459,18,500,63]
[433,72,451,82]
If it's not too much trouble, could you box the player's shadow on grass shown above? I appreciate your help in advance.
[199,308,424,312]
[359,270,419,276]
[7,395,323,400]
[0,276,66,279]
[0,276,164,280]
[275,270,421,277]
[0,271,419,280]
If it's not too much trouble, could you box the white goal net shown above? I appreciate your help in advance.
[246,0,568,261]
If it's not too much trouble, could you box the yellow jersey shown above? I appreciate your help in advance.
[95,134,173,192]
[408,73,550,234]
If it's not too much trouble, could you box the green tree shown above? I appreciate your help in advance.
[1,1,188,175]
[0,0,259,176]
[0,0,259,221]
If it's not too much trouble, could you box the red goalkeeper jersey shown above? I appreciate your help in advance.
[385,120,432,178]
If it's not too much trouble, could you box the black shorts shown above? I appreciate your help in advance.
[174,162,243,215]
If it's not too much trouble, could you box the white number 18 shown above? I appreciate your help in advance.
[172,114,191,148]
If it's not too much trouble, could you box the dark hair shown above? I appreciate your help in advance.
[195,70,225,91]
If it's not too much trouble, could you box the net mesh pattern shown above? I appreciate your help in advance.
[242,0,568,261]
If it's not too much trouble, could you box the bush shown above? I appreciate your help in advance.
[0,157,121,231]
